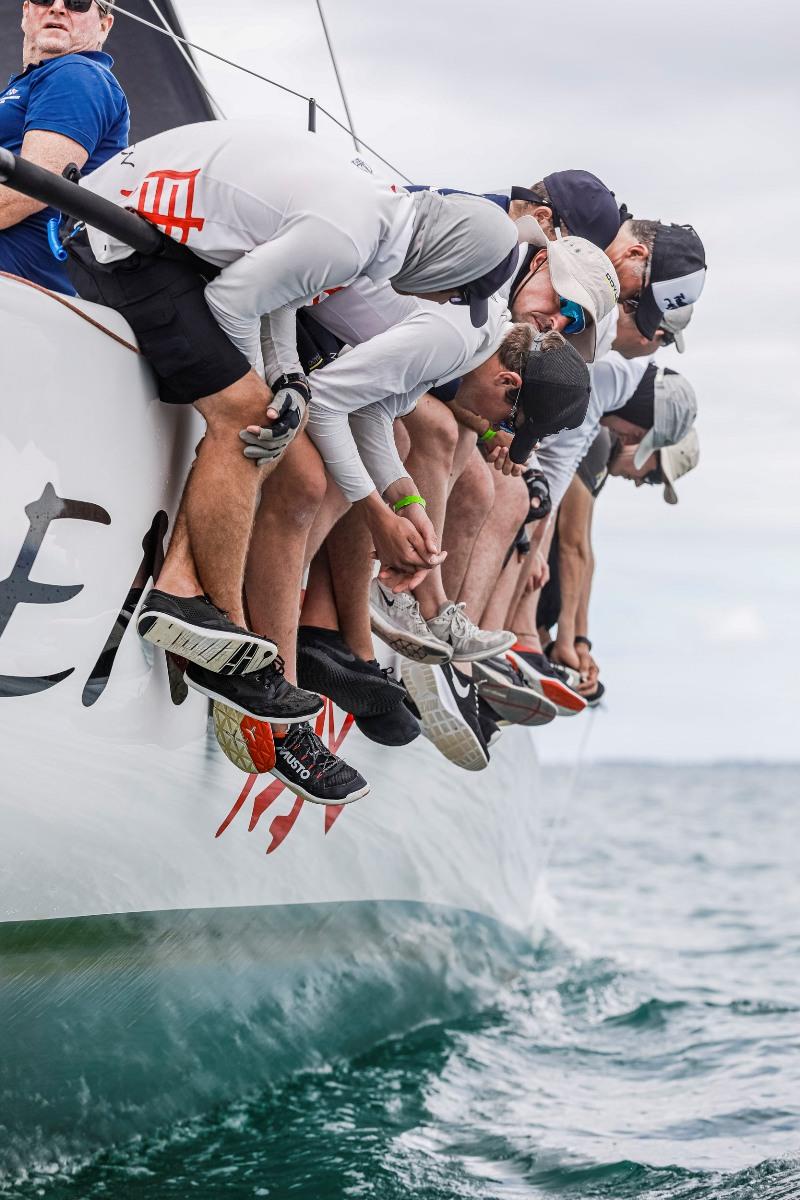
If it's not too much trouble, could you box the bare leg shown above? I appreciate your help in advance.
[327,505,378,660]
[245,431,327,682]
[441,450,495,599]
[401,395,458,620]
[156,370,275,627]
[482,553,524,631]
[155,501,201,596]
[299,546,340,631]
[457,471,529,623]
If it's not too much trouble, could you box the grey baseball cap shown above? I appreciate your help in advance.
[633,366,697,469]
[659,304,694,353]
[659,427,700,504]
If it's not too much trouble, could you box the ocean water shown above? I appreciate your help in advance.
[3,764,799,1199]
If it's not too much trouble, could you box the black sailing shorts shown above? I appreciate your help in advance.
[66,237,250,405]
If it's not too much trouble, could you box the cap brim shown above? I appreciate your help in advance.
[547,250,599,362]
[662,480,679,504]
[510,421,538,464]
[673,329,686,353]
[634,287,662,339]
[633,429,658,470]
[469,294,489,328]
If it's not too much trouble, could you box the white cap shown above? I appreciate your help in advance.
[660,427,700,504]
[633,367,697,469]
[659,303,694,353]
[547,237,620,363]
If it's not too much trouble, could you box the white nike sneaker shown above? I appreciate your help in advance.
[426,602,516,663]
[369,578,452,664]
[402,662,489,772]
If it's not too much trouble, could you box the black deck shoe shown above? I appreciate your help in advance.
[186,658,323,724]
[137,589,277,675]
[297,626,405,716]
[271,723,370,805]
[355,703,421,747]
[477,695,503,748]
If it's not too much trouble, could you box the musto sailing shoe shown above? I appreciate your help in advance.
[213,701,276,774]
[297,625,406,716]
[138,589,277,675]
[401,661,489,772]
[425,602,516,664]
[473,654,558,727]
[369,578,452,665]
[507,648,587,717]
[271,723,370,805]
[186,658,323,724]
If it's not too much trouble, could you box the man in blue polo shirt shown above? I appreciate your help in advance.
[0,0,129,293]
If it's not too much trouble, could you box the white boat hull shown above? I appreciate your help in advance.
[0,274,544,1173]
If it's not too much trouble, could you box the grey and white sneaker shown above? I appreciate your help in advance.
[402,661,489,772]
[425,602,515,664]
[369,578,452,665]
[473,654,558,727]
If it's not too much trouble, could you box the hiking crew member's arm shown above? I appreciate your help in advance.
[204,219,364,371]
[551,474,594,668]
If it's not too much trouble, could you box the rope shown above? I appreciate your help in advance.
[143,0,227,119]
[0,271,140,354]
[110,4,413,182]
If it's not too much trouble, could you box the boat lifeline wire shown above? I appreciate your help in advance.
[109,4,413,181]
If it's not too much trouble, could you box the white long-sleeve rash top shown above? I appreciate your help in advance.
[80,120,415,381]
[536,347,651,509]
[306,283,511,503]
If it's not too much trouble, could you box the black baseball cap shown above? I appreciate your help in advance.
[510,340,591,464]
[635,223,707,339]
[455,244,520,327]
[543,170,623,250]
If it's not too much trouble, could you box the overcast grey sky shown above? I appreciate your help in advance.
[176,0,799,762]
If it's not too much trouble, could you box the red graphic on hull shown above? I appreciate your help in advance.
[215,698,355,854]
[120,169,205,244]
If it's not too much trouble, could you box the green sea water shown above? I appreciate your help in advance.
[2,764,798,1198]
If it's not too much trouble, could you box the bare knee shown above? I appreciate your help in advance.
[261,433,326,528]
[197,370,273,432]
[404,395,459,464]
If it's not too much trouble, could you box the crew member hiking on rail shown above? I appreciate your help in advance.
[65,119,521,802]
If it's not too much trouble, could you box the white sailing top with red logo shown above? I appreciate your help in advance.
[80,120,416,379]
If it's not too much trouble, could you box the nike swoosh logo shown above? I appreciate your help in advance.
[450,675,473,700]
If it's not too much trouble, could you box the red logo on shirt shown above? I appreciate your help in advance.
[120,169,205,244]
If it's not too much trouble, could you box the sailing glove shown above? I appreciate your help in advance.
[239,373,311,466]
[523,468,552,522]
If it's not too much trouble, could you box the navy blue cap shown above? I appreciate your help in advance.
[542,170,622,250]
[452,244,520,327]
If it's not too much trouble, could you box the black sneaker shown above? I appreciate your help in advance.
[137,589,277,675]
[355,703,421,747]
[508,648,587,716]
[477,695,503,748]
[297,626,405,716]
[272,723,370,804]
[401,661,489,772]
[186,658,323,724]
[473,654,558,727]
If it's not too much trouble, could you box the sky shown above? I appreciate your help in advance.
[168,0,800,761]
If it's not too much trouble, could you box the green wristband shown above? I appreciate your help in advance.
[479,428,497,443]
[392,494,427,513]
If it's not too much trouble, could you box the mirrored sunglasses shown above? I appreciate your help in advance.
[559,296,587,336]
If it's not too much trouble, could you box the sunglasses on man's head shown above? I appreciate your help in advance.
[28,0,105,13]
[558,296,586,336]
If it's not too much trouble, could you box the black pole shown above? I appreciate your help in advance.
[0,147,165,255]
